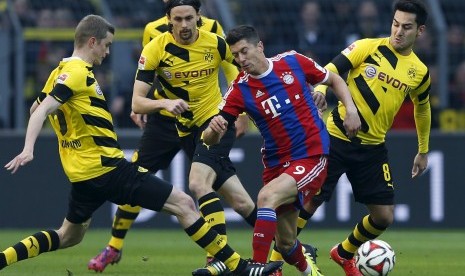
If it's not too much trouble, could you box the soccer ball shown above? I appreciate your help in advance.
[355,239,396,276]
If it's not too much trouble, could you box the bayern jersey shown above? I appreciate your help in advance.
[220,51,330,168]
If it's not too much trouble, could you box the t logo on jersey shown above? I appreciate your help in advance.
[261,96,282,118]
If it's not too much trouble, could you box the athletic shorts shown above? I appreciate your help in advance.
[312,136,395,205]
[67,159,173,224]
[179,119,236,191]
[132,113,181,172]
[263,156,328,212]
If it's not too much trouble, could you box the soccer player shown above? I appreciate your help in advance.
[303,0,431,275]
[87,0,250,273]
[0,14,282,276]
[128,0,264,275]
[202,25,361,276]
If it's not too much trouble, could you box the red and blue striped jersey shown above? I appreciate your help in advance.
[220,51,330,168]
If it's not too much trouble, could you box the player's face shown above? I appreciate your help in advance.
[91,31,113,65]
[390,10,424,55]
[229,39,268,75]
[168,5,199,45]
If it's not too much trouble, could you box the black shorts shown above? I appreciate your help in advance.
[313,136,395,205]
[132,113,181,172]
[67,159,173,224]
[179,119,236,191]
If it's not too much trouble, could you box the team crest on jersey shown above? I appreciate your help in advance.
[408,66,417,80]
[204,50,214,63]
[57,73,68,84]
[281,72,294,84]
[138,55,146,70]
[95,83,103,95]
[365,66,377,78]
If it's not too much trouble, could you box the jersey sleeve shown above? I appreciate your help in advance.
[219,81,245,118]
[410,70,431,153]
[295,53,328,86]
[49,68,86,104]
[135,39,159,84]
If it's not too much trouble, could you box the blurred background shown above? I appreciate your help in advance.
[0,0,464,131]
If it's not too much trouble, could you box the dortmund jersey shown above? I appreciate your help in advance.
[141,16,238,119]
[136,29,235,136]
[38,57,124,182]
[325,37,431,152]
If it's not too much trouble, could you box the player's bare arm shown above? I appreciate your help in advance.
[5,96,61,174]
[324,71,361,138]
[132,80,189,115]
[202,115,228,146]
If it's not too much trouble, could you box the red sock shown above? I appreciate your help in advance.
[282,240,308,272]
[252,208,277,263]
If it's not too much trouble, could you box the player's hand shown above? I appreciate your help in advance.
[209,115,228,134]
[412,152,428,178]
[130,111,147,130]
[5,151,33,174]
[164,99,189,115]
[312,91,327,111]
[343,108,361,138]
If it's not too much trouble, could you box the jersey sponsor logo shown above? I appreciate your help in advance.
[61,139,82,149]
[365,66,377,78]
[281,72,295,84]
[138,55,146,70]
[377,72,413,93]
[261,96,282,118]
[95,83,103,96]
[57,73,68,84]
[173,68,215,79]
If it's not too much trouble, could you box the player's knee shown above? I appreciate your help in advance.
[231,198,255,217]
[176,192,198,213]
[257,185,277,208]
[371,208,394,228]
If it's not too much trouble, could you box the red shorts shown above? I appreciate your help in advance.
[262,155,328,211]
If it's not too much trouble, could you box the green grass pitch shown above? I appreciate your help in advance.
[0,228,464,275]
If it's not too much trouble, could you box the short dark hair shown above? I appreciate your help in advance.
[165,0,200,14]
[74,15,114,48]
[393,0,428,26]
[225,25,260,46]
[164,0,203,30]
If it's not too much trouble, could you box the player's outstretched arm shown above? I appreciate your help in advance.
[5,96,61,174]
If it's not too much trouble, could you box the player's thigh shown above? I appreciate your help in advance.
[134,115,181,171]
[130,173,174,212]
[346,144,394,205]
[192,126,237,190]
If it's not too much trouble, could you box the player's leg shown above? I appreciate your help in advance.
[89,114,181,271]
[0,219,90,270]
[131,169,283,275]
[216,174,257,227]
[1,179,103,271]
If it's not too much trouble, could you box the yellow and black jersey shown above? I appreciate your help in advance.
[324,37,431,152]
[136,29,235,136]
[142,16,238,119]
[38,57,124,182]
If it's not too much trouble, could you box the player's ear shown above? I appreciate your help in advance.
[88,37,97,48]
[257,41,264,53]
[416,25,426,38]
